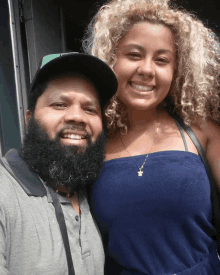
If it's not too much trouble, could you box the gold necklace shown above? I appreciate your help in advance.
[120,121,160,177]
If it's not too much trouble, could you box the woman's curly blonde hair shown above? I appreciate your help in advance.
[83,0,220,133]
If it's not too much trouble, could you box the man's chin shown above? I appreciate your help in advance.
[59,137,88,148]
[59,139,89,154]
[59,138,89,153]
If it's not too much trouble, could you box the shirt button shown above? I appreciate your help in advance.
[75,215,79,222]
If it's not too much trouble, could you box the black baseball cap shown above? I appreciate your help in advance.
[29,52,118,109]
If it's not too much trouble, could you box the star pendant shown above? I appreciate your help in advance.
[138,170,143,177]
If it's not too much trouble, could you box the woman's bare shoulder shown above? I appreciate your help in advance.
[191,119,220,150]
[195,119,220,189]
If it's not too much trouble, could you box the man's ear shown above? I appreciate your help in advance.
[25,110,32,128]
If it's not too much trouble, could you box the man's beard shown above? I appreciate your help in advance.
[20,115,107,196]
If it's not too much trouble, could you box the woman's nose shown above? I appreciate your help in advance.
[137,59,155,78]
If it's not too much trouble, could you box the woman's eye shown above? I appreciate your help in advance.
[156,58,169,64]
[127,52,141,59]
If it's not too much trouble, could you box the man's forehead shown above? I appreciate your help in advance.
[40,74,101,106]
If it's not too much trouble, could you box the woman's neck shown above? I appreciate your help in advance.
[126,106,162,134]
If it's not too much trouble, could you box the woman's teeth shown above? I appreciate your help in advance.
[131,83,155,91]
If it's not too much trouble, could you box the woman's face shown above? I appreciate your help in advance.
[114,22,176,111]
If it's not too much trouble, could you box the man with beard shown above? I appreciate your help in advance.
[0,53,117,275]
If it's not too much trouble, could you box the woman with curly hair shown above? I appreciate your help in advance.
[83,0,220,274]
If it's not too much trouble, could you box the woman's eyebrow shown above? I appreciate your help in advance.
[121,44,144,51]
[156,49,175,55]
[121,44,174,55]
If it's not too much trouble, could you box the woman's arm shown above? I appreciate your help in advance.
[205,121,220,190]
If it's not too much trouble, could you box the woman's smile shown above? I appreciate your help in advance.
[114,22,176,111]
[130,82,155,92]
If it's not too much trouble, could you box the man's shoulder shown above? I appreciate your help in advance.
[0,158,20,199]
[0,148,47,198]
[0,149,27,204]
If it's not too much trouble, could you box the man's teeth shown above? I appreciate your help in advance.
[131,83,155,91]
[63,134,84,140]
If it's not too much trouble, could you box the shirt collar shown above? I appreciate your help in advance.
[38,177,71,204]
[3,148,47,197]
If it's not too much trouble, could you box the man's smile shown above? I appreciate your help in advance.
[62,134,86,140]
[59,128,89,146]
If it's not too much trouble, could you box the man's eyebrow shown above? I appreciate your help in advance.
[84,98,101,110]
[46,92,68,102]
[47,92,100,109]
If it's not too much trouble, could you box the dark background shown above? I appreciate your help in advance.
[1,0,219,155]
[56,0,220,52]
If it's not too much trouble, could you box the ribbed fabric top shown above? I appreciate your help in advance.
[90,151,220,274]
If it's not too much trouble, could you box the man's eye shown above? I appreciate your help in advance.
[51,103,66,109]
[85,108,97,114]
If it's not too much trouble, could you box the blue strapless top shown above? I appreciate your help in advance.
[90,151,220,275]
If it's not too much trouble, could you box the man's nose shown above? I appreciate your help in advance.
[63,105,87,125]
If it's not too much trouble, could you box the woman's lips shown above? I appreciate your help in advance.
[130,82,156,94]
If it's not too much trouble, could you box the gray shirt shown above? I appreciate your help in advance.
[0,149,104,275]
